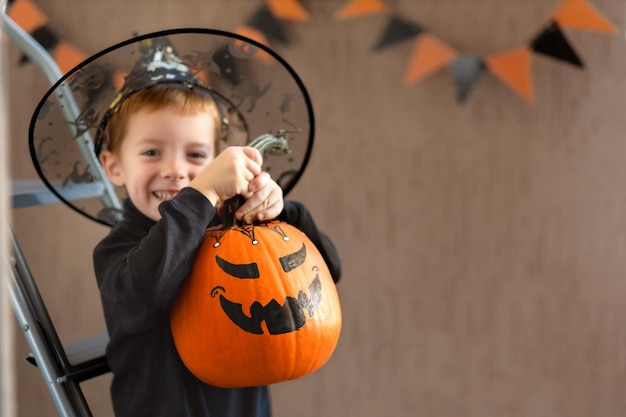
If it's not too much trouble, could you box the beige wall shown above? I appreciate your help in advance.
[6,0,626,416]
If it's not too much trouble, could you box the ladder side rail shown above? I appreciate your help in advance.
[0,11,122,213]
[9,262,80,417]
[9,230,94,416]
[9,232,68,368]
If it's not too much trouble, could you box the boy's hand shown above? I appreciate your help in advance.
[189,147,262,206]
[235,171,284,223]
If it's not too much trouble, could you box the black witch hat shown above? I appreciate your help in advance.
[29,28,314,226]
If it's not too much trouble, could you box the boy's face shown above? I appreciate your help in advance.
[100,104,216,221]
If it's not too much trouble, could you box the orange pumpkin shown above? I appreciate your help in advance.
[170,219,342,388]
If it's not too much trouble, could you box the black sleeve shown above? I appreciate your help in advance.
[277,201,342,283]
[94,188,216,330]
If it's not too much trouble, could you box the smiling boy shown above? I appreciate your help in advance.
[90,41,341,417]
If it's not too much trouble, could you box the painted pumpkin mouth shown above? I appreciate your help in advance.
[213,272,322,335]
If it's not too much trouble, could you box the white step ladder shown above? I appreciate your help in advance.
[2,10,116,417]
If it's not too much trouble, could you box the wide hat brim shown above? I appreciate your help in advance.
[28,28,314,226]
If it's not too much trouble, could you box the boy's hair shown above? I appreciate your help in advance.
[100,83,222,155]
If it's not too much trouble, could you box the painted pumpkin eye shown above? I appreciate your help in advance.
[279,243,306,273]
[215,256,259,279]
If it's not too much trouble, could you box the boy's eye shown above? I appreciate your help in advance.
[142,149,159,157]
[188,152,207,159]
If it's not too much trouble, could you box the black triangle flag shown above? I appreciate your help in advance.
[19,26,60,65]
[372,15,425,51]
[449,54,486,103]
[530,21,583,68]
[247,4,289,45]
[212,45,242,86]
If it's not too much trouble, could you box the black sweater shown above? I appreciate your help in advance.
[93,187,341,417]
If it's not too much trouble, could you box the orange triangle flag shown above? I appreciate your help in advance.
[113,71,128,92]
[7,0,48,33]
[403,34,458,85]
[552,0,617,33]
[335,0,389,19]
[234,26,273,63]
[266,0,310,21]
[53,42,88,74]
[485,46,534,103]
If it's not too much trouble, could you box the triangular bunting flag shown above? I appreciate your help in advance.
[247,4,288,44]
[531,21,583,67]
[485,46,534,103]
[450,54,486,103]
[18,26,59,65]
[234,26,274,63]
[335,0,389,19]
[403,33,458,85]
[266,0,310,22]
[207,45,243,85]
[53,41,88,74]
[552,0,617,33]
[113,70,128,92]
[372,15,424,51]
[7,0,47,33]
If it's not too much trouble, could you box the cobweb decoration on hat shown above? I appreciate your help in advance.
[28,28,315,226]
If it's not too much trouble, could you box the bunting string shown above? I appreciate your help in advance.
[334,0,618,103]
[6,0,89,73]
[5,0,620,105]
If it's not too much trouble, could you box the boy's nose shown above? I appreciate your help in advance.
[161,159,187,180]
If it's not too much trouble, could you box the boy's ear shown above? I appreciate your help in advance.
[99,150,125,186]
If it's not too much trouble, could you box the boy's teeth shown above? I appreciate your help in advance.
[155,191,176,199]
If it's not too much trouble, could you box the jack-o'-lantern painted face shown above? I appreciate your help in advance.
[170,221,342,389]
[211,224,323,335]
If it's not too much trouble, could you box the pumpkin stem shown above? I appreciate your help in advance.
[223,195,246,228]
[222,133,290,228]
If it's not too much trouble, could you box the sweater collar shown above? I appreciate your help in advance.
[122,198,156,230]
